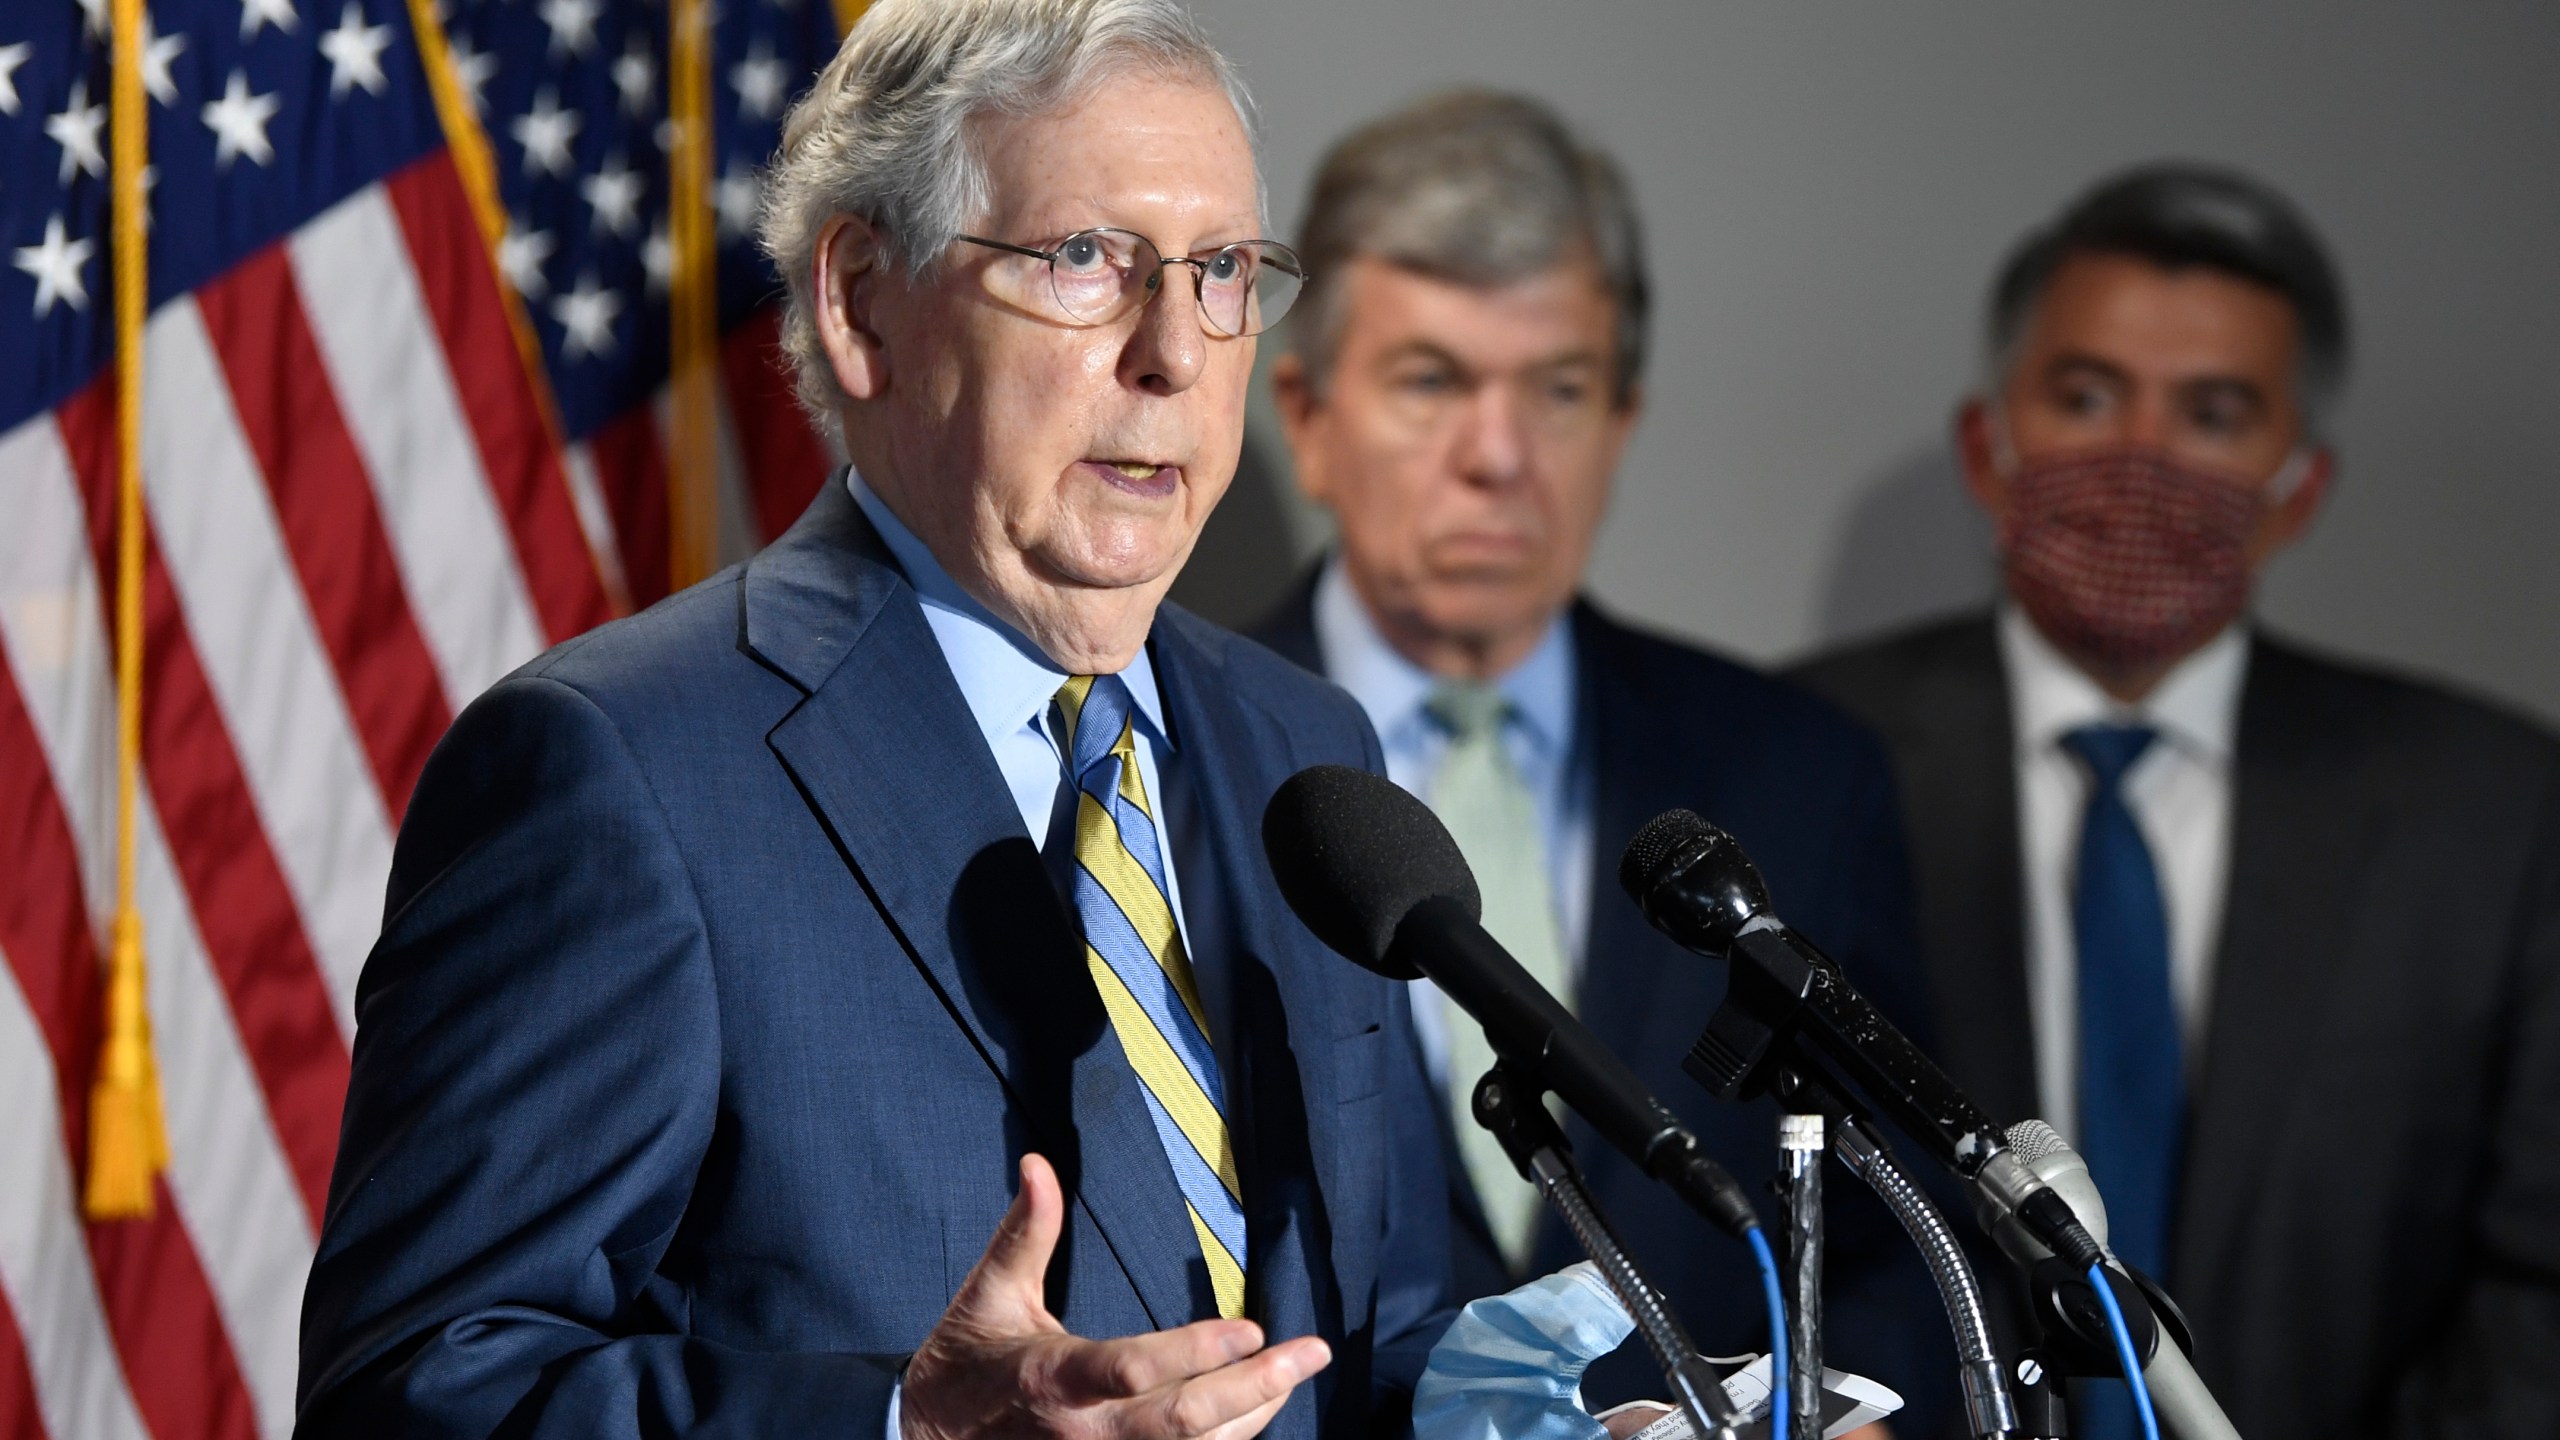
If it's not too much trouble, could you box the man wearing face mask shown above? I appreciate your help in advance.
[1795,164,2560,1440]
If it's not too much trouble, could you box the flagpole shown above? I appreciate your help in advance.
[406,0,628,616]
[88,0,171,1223]
[667,0,719,591]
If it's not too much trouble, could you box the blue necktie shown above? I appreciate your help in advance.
[2064,724,2181,1440]
[1054,674,1248,1317]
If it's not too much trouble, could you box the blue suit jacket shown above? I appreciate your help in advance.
[1251,576,1953,1430]
[297,485,1453,1438]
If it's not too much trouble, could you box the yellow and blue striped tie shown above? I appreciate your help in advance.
[1055,674,1247,1318]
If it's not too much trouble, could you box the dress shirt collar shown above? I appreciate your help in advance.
[1998,603,2247,766]
[1310,554,1574,757]
[848,469,1171,754]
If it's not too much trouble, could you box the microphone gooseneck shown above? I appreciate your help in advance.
[1832,1122,2015,1440]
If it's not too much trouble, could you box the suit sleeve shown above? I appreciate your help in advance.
[296,675,900,1438]
[2390,770,2560,1437]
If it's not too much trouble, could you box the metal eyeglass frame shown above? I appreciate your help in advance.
[955,227,1307,338]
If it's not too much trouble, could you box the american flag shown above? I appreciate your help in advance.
[0,0,849,1433]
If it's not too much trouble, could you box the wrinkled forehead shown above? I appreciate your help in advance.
[971,68,1265,239]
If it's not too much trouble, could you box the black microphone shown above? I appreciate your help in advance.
[1618,809,2102,1269]
[1262,765,1761,1240]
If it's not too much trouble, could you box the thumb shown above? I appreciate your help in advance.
[949,1153,1064,1332]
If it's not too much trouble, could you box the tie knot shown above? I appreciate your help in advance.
[1426,681,1510,742]
[1057,673,1135,776]
[2062,723,2158,789]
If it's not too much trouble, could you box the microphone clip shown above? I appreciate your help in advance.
[1683,925,1819,1103]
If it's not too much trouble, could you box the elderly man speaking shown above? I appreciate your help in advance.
[294,2,1452,1436]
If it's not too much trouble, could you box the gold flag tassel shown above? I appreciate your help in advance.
[666,0,719,590]
[87,0,170,1221]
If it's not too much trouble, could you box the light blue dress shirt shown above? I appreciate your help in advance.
[1309,557,1592,1087]
[849,474,1195,944]
[853,471,1201,1438]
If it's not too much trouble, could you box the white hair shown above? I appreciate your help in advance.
[759,0,1260,418]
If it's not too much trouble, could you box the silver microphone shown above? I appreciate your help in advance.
[1986,1120,2114,1270]
[1989,1120,2243,1440]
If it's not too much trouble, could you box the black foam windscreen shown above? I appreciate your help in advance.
[1261,764,1480,980]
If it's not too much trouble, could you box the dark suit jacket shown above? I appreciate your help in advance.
[1794,611,2560,1440]
[296,484,1454,1438]
[1250,573,1955,1426]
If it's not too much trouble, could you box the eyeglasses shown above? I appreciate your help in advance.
[956,228,1307,339]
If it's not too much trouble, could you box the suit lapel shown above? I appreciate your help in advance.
[2174,639,2379,1291]
[748,484,1203,1329]
[1574,609,1667,1069]
[1153,615,1339,1440]
[1902,620,2041,1127]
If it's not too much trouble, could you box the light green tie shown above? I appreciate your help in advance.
[1426,680,1573,1270]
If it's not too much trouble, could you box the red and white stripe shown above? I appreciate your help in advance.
[0,168,578,1437]
[0,130,831,1435]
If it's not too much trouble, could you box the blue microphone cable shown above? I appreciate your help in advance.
[2087,1263,2162,1440]
[1745,1225,1790,1440]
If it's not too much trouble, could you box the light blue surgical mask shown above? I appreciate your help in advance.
[1414,1264,1903,1440]
[1415,1262,1633,1440]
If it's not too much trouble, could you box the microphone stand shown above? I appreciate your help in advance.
[1471,1062,1743,1440]
[1757,1062,2016,1440]
[1777,1113,1825,1440]
[1683,925,2235,1438]
[2010,1259,2173,1438]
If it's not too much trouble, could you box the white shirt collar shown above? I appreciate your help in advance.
[1310,555,1574,756]
[1999,604,2248,765]
[848,470,1171,753]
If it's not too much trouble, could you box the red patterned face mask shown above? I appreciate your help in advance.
[1998,447,2266,670]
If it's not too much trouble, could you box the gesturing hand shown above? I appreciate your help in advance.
[901,1155,1331,1440]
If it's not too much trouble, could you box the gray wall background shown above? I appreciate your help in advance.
[1167,2,2560,726]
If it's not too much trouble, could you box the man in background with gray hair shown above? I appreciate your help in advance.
[1796,164,2560,1439]
[297,3,1457,1437]
[1250,91,1951,1428]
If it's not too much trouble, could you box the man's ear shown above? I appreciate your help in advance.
[1269,352,1333,504]
[1600,379,1645,475]
[2253,445,2335,563]
[1954,397,2009,521]
[814,215,891,401]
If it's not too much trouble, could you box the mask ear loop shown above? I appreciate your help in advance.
[2263,445,2314,504]
[1983,397,2022,480]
